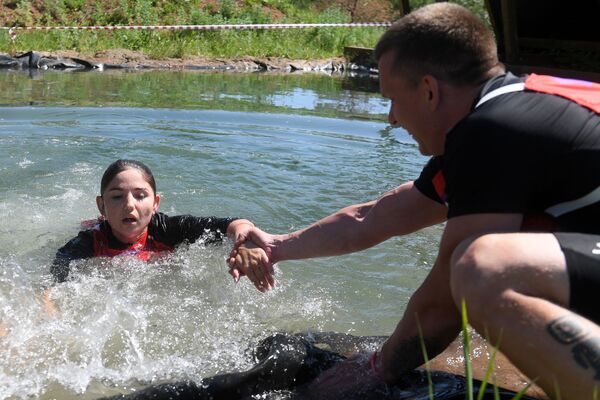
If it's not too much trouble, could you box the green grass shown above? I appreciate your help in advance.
[417,317,435,400]
[401,0,490,25]
[1,26,385,59]
[0,0,489,59]
[0,1,386,58]
[460,299,535,400]
[475,329,500,400]
[461,300,475,400]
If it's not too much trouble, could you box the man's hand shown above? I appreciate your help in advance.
[305,353,386,399]
[228,240,275,292]
[226,219,256,244]
[230,226,278,261]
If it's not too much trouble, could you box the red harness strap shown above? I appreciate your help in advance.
[93,228,173,261]
[524,74,600,113]
[432,170,448,205]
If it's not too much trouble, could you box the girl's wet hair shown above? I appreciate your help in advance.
[100,159,157,196]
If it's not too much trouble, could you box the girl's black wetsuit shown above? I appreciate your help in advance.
[52,212,237,282]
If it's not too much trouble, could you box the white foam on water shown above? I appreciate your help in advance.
[17,158,34,168]
[0,242,337,399]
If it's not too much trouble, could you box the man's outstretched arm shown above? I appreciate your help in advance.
[244,181,446,263]
[229,181,447,286]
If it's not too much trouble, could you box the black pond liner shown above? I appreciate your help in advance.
[0,51,100,70]
[0,51,374,74]
[100,332,539,400]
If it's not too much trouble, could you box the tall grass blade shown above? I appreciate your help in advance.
[553,378,562,400]
[477,328,504,400]
[511,381,535,400]
[461,299,473,400]
[416,317,434,400]
[493,378,500,400]
[476,342,499,400]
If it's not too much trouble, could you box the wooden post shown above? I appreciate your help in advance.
[500,0,519,64]
[398,0,411,16]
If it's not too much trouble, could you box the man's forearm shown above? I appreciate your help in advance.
[378,265,462,383]
[270,181,446,262]
[380,310,461,383]
[380,335,447,381]
[270,202,377,262]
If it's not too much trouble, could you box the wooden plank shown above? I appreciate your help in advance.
[519,38,600,52]
[507,63,600,83]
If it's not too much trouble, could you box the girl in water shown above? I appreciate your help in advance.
[52,159,274,291]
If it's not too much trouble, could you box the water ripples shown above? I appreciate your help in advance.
[0,83,437,398]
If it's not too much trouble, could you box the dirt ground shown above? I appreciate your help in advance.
[83,48,347,70]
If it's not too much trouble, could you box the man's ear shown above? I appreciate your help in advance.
[153,193,161,214]
[96,196,105,216]
[421,74,440,111]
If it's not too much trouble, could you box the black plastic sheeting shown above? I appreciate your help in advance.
[0,50,255,72]
[99,332,539,400]
[0,51,365,73]
[0,51,101,70]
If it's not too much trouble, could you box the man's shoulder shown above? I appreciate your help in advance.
[468,72,527,120]
[480,72,525,94]
[449,73,541,144]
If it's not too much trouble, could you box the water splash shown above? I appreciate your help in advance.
[0,244,336,399]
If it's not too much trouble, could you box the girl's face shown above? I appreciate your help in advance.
[96,168,160,244]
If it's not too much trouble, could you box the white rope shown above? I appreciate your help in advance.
[1,22,392,40]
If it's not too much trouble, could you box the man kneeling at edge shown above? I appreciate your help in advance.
[229,3,600,399]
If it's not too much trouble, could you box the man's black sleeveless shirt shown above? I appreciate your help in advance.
[414,73,600,233]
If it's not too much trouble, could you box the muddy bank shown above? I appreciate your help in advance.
[0,49,376,74]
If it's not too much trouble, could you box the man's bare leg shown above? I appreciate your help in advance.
[450,233,600,399]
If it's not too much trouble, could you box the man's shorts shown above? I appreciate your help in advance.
[554,232,600,323]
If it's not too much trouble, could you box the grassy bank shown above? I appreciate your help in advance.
[0,0,488,59]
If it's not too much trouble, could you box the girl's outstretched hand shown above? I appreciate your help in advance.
[228,239,275,292]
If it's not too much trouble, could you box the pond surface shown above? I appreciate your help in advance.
[0,69,442,399]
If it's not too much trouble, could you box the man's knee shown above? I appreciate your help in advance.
[451,233,569,311]
[450,234,506,309]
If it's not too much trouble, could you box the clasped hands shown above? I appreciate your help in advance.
[227,226,389,396]
[227,226,276,292]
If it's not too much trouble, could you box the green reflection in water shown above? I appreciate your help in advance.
[0,69,387,121]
